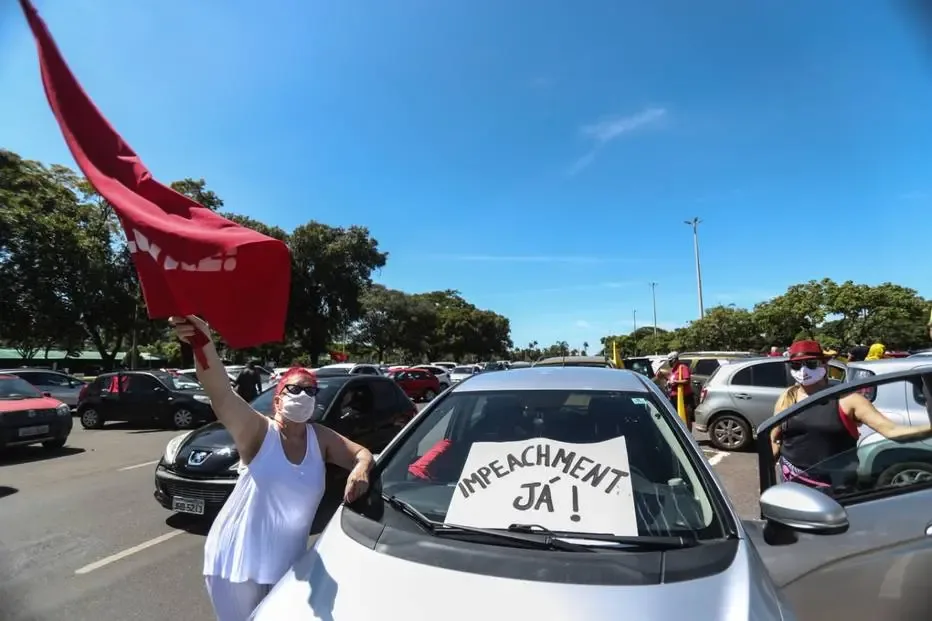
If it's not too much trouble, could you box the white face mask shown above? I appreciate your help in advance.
[279,391,316,423]
[790,364,826,386]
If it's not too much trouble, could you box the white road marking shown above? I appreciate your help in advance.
[74,530,184,575]
[706,450,729,466]
[117,460,160,471]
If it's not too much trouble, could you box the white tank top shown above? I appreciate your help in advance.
[203,420,326,584]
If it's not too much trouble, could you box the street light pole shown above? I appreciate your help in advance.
[684,217,705,319]
[649,282,658,335]
[632,309,638,355]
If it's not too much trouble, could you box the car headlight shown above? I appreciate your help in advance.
[193,394,211,404]
[56,404,70,416]
[163,431,193,464]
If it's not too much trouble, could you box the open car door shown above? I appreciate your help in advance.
[745,366,932,621]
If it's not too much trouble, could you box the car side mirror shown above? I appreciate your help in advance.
[760,482,848,535]
[42,391,52,398]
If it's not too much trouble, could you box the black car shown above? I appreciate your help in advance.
[77,370,215,430]
[153,374,417,517]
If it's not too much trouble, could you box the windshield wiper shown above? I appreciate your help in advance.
[381,495,589,551]
[507,523,699,550]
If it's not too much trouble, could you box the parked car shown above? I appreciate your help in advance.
[843,359,932,488]
[654,351,756,398]
[449,364,482,384]
[694,357,847,451]
[412,365,452,389]
[621,357,654,377]
[390,368,442,402]
[748,365,932,620]
[315,363,382,377]
[0,373,72,451]
[0,368,86,410]
[153,374,416,517]
[251,365,922,621]
[77,370,215,430]
[534,355,615,368]
[429,361,457,372]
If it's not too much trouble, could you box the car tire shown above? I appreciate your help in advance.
[80,408,104,429]
[422,389,437,402]
[42,438,67,450]
[876,462,932,488]
[172,407,196,430]
[707,413,752,451]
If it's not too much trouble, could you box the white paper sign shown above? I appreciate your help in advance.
[444,436,638,536]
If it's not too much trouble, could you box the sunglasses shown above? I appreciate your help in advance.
[789,360,821,371]
[281,384,319,396]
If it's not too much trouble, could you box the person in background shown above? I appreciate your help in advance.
[847,345,869,363]
[171,316,373,621]
[770,339,929,490]
[234,360,263,402]
[865,343,886,361]
[663,352,694,431]
[768,346,783,357]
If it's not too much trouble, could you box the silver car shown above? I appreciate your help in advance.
[251,366,851,621]
[1,368,86,409]
[694,357,846,451]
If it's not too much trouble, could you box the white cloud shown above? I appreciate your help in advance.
[568,107,667,175]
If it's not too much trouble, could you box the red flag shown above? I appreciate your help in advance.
[19,0,292,360]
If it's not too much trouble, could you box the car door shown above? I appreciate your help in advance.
[117,373,168,422]
[748,370,932,621]
[728,361,791,431]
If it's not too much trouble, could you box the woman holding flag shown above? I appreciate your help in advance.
[171,316,373,621]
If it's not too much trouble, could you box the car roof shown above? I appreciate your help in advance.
[0,367,65,373]
[848,358,932,373]
[450,366,649,393]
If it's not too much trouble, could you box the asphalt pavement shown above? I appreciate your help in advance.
[0,415,760,621]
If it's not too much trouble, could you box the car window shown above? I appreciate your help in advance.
[123,374,162,393]
[730,367,753,386]
[378,389,725,540]
[451,366,474,374]
[751,362,789,388]
[693,359,720,376]
[912,380,927,407]
[780,385,932,504]
[845,367,877,401]
[0,376,43,398]
[372,380,405,411]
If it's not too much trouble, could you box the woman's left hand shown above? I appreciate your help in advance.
[344,462,370,503]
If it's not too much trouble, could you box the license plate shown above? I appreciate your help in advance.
[171,496,205,515]
[19,425,49,437]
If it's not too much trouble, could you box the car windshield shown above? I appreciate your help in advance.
[249,377,348,417]
[0,377,43,399]
[451,366,474,374]
[379,389,726,540]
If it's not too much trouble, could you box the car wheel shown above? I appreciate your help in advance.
[422,389,437,402]
[42,438,67,450]
[876,462,932,488]
[172,408,196,430]
[707,413,751,451]
[80,408,104,429]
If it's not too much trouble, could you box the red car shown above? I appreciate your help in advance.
[0,373,73,451]
[390,368,441,402]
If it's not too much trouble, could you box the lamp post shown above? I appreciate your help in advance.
[649,282,658,335]
[632,309,638,356]
[684,217,705,319]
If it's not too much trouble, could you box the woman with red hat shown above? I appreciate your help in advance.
[770,339,929,490]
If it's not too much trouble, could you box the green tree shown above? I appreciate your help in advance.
[170,178,225,211]
[288,222,388,366]
[753,279,829,344]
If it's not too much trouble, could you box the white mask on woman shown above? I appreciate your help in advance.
[279,391,316,423]
[791,364,826,386]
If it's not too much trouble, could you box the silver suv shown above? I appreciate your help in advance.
[694,357,846,451]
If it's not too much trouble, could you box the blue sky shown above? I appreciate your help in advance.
[2,1,931,351]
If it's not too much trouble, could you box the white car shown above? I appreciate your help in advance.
[315,363,382,377]
[430,361,458,372]
[448,364,481,384]
[249,365,932,621]
[413,364,452,389]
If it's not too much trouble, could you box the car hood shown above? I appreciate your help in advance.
[0,396,63,412]
[183,421,233,449]
[250,509,790,621]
